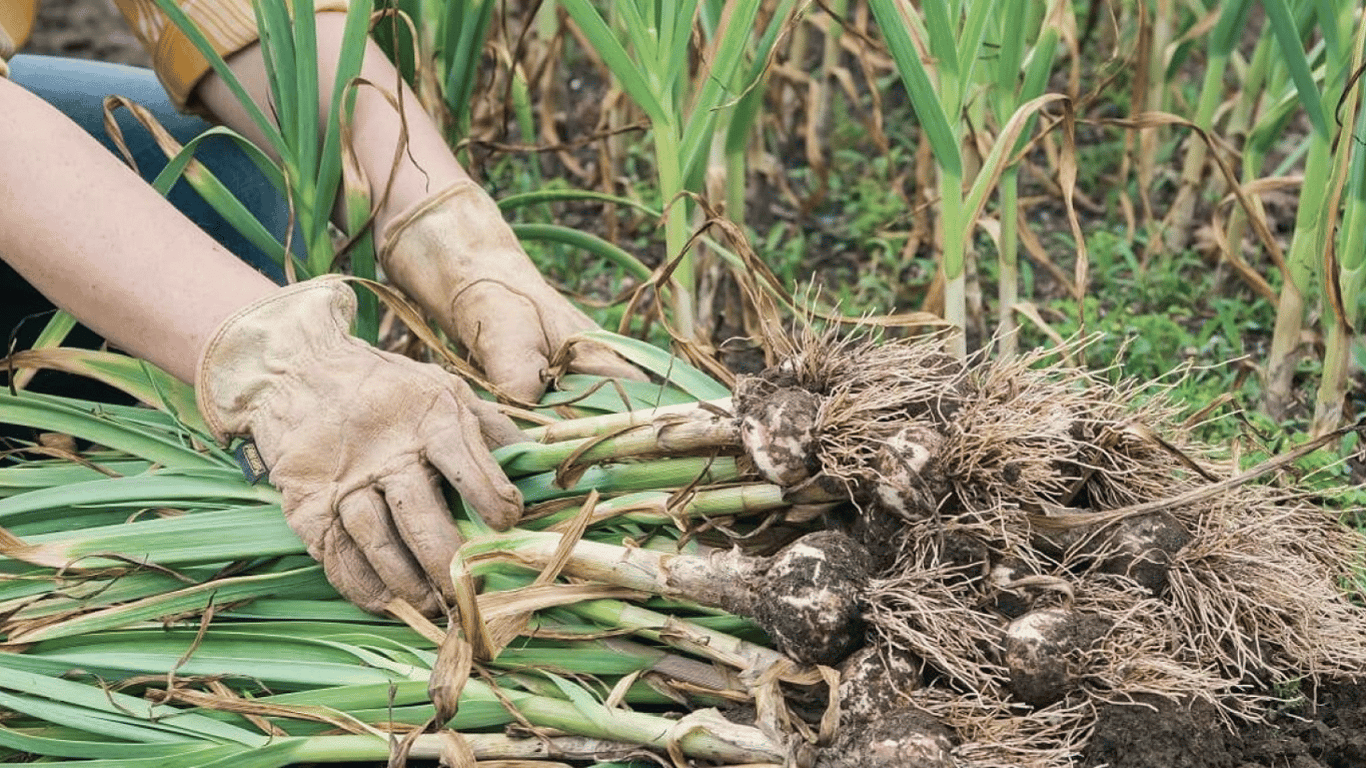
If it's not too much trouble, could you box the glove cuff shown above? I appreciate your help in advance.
[377,182,522,317]
[379,180,517,256]
[196,276,357,442]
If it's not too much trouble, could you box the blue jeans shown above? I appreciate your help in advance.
[7,55,289,283]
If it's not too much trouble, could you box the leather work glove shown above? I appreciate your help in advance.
[380,182,646,403]
[196,276,524,616]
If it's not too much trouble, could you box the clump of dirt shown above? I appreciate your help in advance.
[1082,681,1366,768]
[836,643,924,725]
[730,331,1366,768]
[818,709,956,768]
[735,383,824,487]
[1036,510,1192,594]
[658,529,874,666]
[1084,694,1234,768]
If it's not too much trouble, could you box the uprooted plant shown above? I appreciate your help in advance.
[3,323,1366,767]
[462,329,1366,766]
[747,332,1366,764]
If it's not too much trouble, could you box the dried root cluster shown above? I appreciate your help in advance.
[730,332,1366,767]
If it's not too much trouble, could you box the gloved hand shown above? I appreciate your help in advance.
[196,276,524,616]
[380,182,646,403]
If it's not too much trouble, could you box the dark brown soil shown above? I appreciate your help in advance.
[1083,681,1366,768]
[18,3,1366,767]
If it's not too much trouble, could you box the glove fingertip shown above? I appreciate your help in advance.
[483,490,523,532]
[315,530,395,615]
[485,358,549,404]
[424,429,525,532]
[460,477,522,532]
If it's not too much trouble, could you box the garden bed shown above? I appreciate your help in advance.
[11,2,1366,766]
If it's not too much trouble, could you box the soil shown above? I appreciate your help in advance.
[16,3,1366,767]
[1082,681,1366,768]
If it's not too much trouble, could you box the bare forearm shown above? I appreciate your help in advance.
[195,12,470,243]
[0,78,277,384]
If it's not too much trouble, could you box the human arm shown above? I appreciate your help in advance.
[0,76,275,384]
[0,76,521,616]
[22,1,634,614]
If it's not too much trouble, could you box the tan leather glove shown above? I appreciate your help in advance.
[196,276,524,616]
[380,182,646,402]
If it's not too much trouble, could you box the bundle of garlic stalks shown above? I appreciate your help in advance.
[1,330,1365,768]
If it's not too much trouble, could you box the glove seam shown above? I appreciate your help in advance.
[378,180,484,261]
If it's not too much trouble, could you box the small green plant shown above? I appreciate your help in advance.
[557,0,794,339]
[1258,0,1364,432]
[867,0,1064,358]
